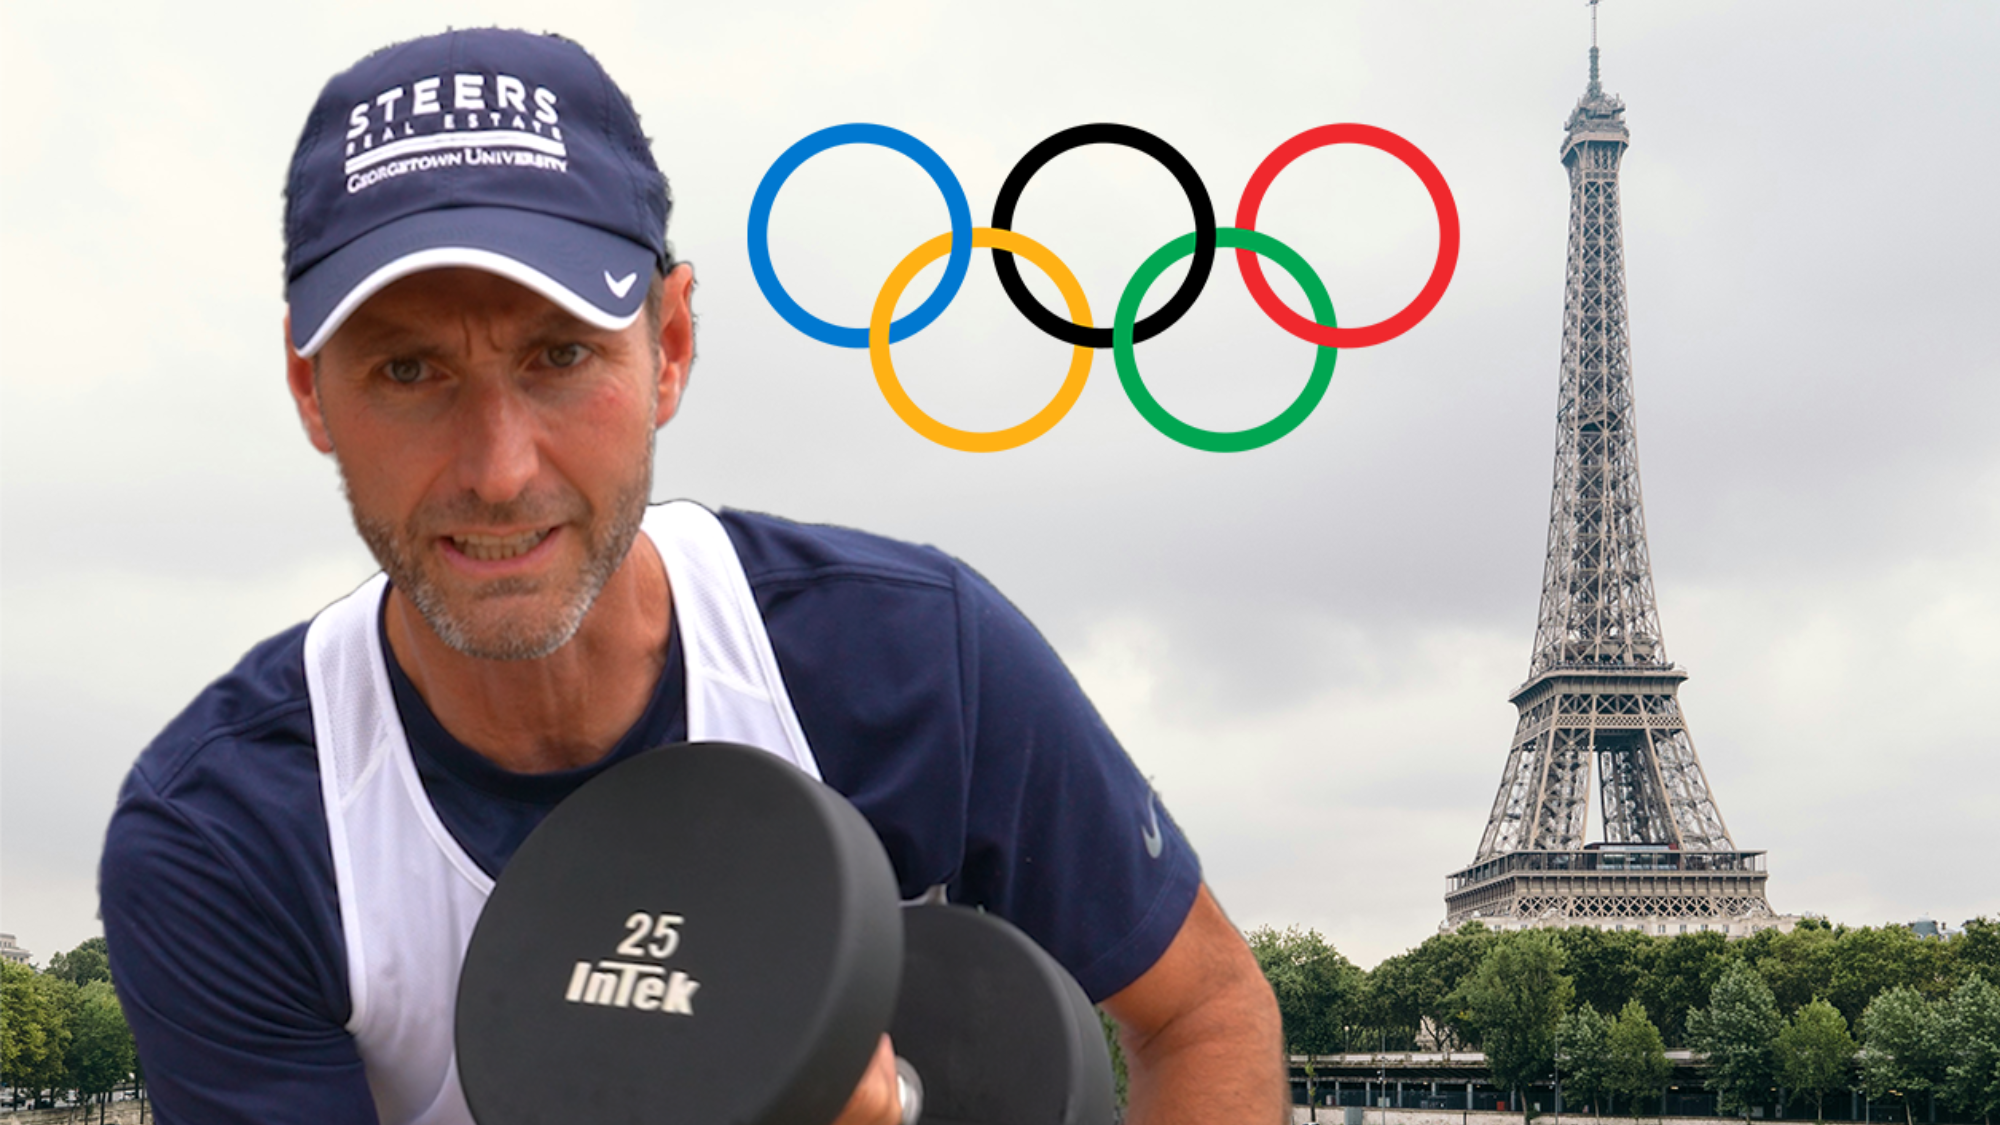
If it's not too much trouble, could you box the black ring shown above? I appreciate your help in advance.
[989,124,1217,349]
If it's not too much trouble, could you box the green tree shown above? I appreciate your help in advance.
[1636,931,1731,1046]
[0,963,73,1106]
[1557,1003,1614,1117]
[3,962,55,1102]
[1745,921,1838,1017]
[1830,927,1948,1026]
[1248,925,1362,1109]
[1557,927,1650,1019]
[1454,930,1573,1119]
[1360,950,1420,1049]
[65,979,138,1115]
[1952,920,2000,992]
[1690,958,1783,1119]
[1605,1000,1672,1118]
[1365,924,1494,1052]
[1097,1008,1129,1115]
[1859,986,1948,1125]
[1777,999,1855,1121]
[45,936,113,988]
[1942,975,2000,1125]
[1411,924,1497,1050]
[1247,925,1360,1056]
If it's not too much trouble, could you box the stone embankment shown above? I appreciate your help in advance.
[1295,1110,1734,1125]
[0,1104,148,1125]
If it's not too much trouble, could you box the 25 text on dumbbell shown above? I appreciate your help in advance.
[562,911,701,1015]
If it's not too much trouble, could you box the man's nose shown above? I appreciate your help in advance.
[454,380,541,505]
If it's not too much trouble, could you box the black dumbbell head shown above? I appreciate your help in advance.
[894,905,1115,1125]
[456,741,903,1125]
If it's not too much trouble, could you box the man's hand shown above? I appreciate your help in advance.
[832,1034,905,1125]
[1103,884,1288,1124]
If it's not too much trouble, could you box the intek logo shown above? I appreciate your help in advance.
[564,911,701,1016]
[342,71,569,194]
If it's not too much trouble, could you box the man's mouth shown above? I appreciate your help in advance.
[449,528,552,562]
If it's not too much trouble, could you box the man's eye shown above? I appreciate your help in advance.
[384,358,426,385]
[544,343,587,369]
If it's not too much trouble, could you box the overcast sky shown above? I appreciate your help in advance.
[3,1,1995,970]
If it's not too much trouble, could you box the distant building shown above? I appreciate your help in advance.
[0,932,30,965]
[1905,917,1947,939]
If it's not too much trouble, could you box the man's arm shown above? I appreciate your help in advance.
[102,718,380,1124]
[1102,883,1288,1124]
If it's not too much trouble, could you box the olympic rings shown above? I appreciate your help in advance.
[871,228,1094,453]
[989,123,1215,348]
[1234,123,1459,348]
[747,121,1458,451]
[747,124,974,347]
[1116,227,1337,453]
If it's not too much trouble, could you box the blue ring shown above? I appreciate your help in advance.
[747,124,973,348]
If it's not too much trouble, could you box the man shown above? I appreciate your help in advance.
[99,28,1284,1125]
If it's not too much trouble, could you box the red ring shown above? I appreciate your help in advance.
[1234,123,1460,349]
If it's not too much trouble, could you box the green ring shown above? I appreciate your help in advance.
[1113,226,1338,453]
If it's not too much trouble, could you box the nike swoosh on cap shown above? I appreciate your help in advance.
[605,270,639,298]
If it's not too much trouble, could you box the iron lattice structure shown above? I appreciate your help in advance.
[1444,42,1778,934]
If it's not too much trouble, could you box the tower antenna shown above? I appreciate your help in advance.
[1588,0,1602,94]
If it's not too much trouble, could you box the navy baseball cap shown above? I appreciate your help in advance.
[284,29,670,356]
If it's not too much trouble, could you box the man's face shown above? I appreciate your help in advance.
[287,267,692,660]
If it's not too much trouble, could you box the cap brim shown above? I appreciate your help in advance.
[288,208,658,356]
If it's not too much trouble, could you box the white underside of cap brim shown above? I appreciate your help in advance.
[295,247,641,357]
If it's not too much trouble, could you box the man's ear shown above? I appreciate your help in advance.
[284,315,336,454]
[653,263,696,429]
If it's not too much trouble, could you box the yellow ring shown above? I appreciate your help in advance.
[869,227,1093,453]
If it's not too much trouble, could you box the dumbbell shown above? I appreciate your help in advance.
[455,741,1115,1125]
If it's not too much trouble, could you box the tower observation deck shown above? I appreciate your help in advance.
[1444,28,1792,939]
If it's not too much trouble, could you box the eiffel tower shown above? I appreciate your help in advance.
[1444,13,1789,938]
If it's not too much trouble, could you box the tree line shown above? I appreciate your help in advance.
[1,937,142,1118]
[1249,918,2000,1123]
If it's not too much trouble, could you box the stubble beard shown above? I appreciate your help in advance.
[345,433,655,662]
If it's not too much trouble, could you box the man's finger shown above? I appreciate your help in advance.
[830,1035,902,1125]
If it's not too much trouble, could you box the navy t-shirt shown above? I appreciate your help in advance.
[100,508,1200,1124]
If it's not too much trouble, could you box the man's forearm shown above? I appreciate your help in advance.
[1104,885,1290,1124]
[1119,966,1288,1124]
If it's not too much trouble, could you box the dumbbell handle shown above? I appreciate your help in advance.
[895,1055,924,1125]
